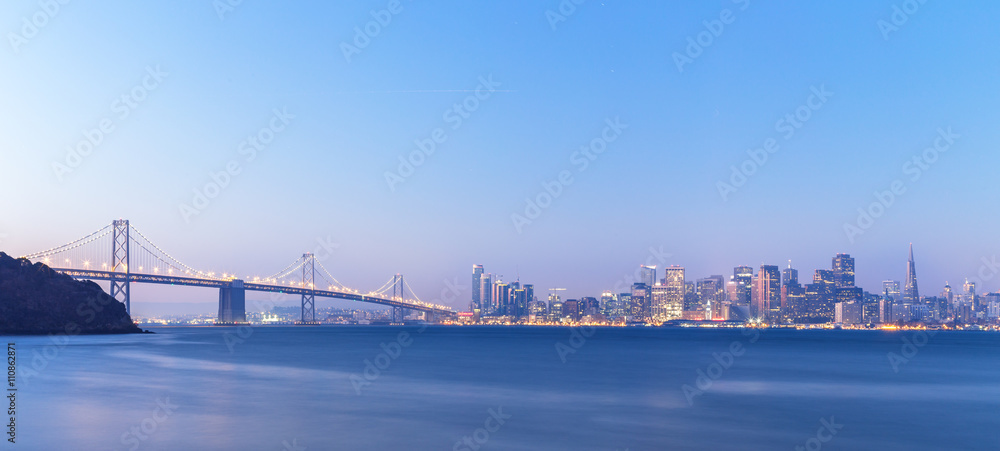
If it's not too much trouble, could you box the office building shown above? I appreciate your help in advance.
[832,254,856,289]
[903,244,920,304]
[472,264,484,312]
[753,265,781,320]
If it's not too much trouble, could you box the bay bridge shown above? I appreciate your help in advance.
[21,220,455,324]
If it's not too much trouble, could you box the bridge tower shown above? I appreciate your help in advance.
[301,253,316,323]
[391,274,406,324]
[109,219,131,314]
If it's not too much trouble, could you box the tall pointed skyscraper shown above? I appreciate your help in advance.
[903,243,920,304]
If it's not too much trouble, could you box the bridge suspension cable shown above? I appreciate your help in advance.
[371,276,397,296]
[314,259,351,292]
[259,256,307,282]
[402,277,425,304]
[129,225,225,280]
[21,224,111,260]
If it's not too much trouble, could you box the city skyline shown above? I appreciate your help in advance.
[469,242,996,325]
[469,242,994,306]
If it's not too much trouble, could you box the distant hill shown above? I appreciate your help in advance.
[0,252,144,335]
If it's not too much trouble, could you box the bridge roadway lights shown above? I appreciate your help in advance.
[216,280,248,325]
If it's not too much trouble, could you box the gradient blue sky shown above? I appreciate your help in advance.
[3,1,1000,311]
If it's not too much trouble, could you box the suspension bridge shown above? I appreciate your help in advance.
[20,219,455,324]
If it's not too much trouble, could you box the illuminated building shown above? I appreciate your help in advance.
[548,294,564,323]
[630,283,650,322]
[480,273,493,316]
[640,265,656,288]
[563,299,580,321]
[903,244,920,305]
[697,275,725,320]
[752,265,781,320]
[472,264,484,312]
[832,254,855,289]
[835,301,863,325]
[733,266,753,309]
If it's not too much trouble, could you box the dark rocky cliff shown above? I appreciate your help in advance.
[0,252,144,335]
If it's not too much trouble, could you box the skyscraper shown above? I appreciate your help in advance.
[782,262,798,287]
[616,293,631,321]
[562,299,580,321]
[883,280,901,300]
[963,279,979,316]
[733,266,753,307]
[880,280,899,324]
[630,283,651,322]
[697,276,725,320]
[548,292,563,323]
[580,297,599,317]
[804,270,836,322]
[903,244,920,304]
[472,264,484,312]
[600,291,616,318]
[480,273,493,316]
[662,267,686,321]
[512,285,528,319]
[651,285,680,323]
[524,284,535,317]
[753,265,781,320]
[832,254,855,289]
[492,281,510,316]
[831,254,862,321]
[782,262,806,322]
[640,265,656,288]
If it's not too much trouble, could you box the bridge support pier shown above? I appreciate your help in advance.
[218,280,247,324]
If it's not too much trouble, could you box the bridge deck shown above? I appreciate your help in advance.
[54,268,454,315]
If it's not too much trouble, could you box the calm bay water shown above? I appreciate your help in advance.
[9,326,1000,450]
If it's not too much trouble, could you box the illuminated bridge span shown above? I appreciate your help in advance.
[22,220,455,324]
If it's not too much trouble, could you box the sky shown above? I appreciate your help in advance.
[2,1,1000,313]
